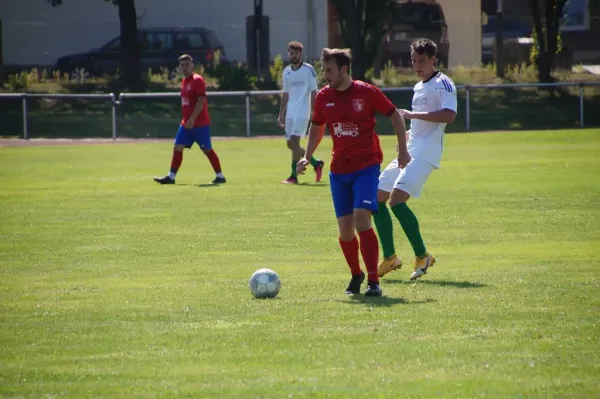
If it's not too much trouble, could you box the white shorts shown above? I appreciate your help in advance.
[378,157,436,198]
[285,118,309,139]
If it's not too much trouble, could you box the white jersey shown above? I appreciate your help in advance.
[408,71,457,168]
[282,62,318,119]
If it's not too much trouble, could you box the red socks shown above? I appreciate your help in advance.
[339,229,380,283]
[358,228,380,283]
[170,150,183,174]
[339,237,362,276]
[205,149,222,174]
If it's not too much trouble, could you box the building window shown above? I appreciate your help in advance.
[561,0,589,31]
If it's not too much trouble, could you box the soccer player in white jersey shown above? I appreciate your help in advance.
[374,38,457,280]
[277,41,324,184]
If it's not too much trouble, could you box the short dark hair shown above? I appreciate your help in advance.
[410,38,437,58]
[178,54,194,63]
[320,48,351,70]
[288,41,303,52]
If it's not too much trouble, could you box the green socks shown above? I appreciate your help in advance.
[373,202,396,258]
[391,202,427,257]
[291,161,298,179]
[309,156,319,168]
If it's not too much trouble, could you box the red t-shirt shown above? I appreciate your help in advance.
[311,80,396,174]
[180,74,210,127]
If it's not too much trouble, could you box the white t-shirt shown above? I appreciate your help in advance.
[282,62,318,119]
[407,71,457,168]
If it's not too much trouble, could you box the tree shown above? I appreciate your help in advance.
[527,0,568,83]
[47,0,143,90]
[329,0,394,80]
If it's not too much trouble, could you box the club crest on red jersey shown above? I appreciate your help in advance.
[352,99,364,112]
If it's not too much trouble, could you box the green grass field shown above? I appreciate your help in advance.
[1,129,599,398]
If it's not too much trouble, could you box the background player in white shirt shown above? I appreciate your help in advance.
[277,41,324,184]
[374,38,458,280]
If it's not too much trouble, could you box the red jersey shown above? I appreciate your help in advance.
[180,74,210,127]
[311,80,396,174]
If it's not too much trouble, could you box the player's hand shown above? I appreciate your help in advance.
[296,158,309,175]
[277,115,285,128]
[397,150,411,169]
[399,109,415,119]
[184,119,195,130]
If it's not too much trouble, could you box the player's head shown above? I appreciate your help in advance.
[178,54,195,78]
[320,48,351,90]
[288,41,303,66]
[410,38,437,80]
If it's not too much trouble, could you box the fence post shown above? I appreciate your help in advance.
[245,93,251,137]
[465,86,471,132]
[579,83,584,128]
[22,95,29,140]
[111,93,117,140]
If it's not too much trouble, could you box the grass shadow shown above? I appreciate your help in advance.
[339,296,437,308]
[384,279,487,289]
[298,182,329,187]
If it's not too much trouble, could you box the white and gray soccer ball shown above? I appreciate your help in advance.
[249,268,281,299]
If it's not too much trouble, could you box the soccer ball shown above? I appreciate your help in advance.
[249,268,281,299]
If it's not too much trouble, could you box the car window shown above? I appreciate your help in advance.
[204,31,223,48]
[173,32,205,50]
[392,4,444,27]
[103,37,120,52]
[140,32,173,52]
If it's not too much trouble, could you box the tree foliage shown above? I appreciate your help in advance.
[47,0,143,90]
[330,0,395,80]
[527,0,568,83]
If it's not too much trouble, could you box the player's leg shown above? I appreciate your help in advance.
[374,159,403,277]
[154,125,191,184]
[281,119,299,184]
[351,164,383,297]
[195,126,225,184]
[388,158,436,280]
[331,172,364,295]
[297,119,325,182]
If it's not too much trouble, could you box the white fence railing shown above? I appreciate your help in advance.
[1,82,600,139]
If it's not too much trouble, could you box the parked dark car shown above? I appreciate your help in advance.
[54,27,227,80]
[482,16,532,64]
[381,0,450,67]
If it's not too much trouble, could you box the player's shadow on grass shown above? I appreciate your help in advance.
[385,279,487,289]
[342,296,437,307]
[175,183,221,188]
[297,183,329,187]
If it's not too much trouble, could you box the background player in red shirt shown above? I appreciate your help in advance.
[154,54,225,185]
[297,48,411,297]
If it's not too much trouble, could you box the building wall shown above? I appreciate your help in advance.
[437,0,482,67]
[0,0,328,66]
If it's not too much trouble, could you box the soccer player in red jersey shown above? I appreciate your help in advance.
[154,54,226,185]
[297,48,411,297]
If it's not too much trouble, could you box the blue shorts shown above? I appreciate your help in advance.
[330,164,380,218]
[174,125,212,150]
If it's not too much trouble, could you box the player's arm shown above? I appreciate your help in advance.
[278,92,289,121]
[188,97,206,123]
[371,85,410,167]
[401,108,456,124]
[186,78,206,127]
[310,90,317,115]
[278,71,289,126]
[297,92,325,174]
[401,83,458,124]
[390,109,409,160]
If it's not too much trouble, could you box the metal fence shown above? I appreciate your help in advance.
[1,81,600,139]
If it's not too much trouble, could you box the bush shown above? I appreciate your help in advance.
[6,72,28,92]
[209,62,256,91]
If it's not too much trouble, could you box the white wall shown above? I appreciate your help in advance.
[0,0,328,66]
[437,0,481,67]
